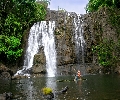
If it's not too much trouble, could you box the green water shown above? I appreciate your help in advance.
[0,74,120,100]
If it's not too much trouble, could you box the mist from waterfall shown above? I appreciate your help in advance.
[15,21,56,77]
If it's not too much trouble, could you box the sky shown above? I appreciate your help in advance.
[48,0,89,14]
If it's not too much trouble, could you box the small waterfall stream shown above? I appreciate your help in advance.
[15,21,56,77]
[73,14,86,75]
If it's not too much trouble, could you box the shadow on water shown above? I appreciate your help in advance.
[0,74,120,100]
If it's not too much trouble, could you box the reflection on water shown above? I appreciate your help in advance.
[0,75,120,100]
[19,79,36,100]
[46,77,57,100]
[46,77,57,93]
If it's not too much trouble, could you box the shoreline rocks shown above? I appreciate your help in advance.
[0,64,14,79]
[0,92,12,100]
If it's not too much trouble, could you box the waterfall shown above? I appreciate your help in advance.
[15,21,56,77]
[42,21,57,77]
[74,14,85,64]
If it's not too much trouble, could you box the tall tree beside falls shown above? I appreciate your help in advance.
[0,0,48,63]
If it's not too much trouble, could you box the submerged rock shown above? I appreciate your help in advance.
[42,86,69,100]
[55,86,69,95]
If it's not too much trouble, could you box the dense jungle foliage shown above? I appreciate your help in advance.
[86,0,120,12]
[0,0,48,63]
[86,0,120,69]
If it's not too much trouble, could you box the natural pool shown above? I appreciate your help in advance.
[0,74,120,100]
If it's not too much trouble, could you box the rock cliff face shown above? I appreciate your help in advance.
[32,47,46,75]
[32,8,120,75]
[0,63,14,79]
[83,7,120,74]
[83,7,117,63]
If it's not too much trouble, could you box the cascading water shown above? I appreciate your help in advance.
[15,21,56,77]
[15,22,43,76]
[42,21,57,77]
[74,14,86,75]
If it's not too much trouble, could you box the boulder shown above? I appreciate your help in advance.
[0,64,14,79]
[0,72,11,79]
[42,86,68,100]
[32,47,46,75]
[55,86,69,95]
[0,92,12,100]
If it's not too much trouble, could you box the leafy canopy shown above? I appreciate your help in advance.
[0,0,48,63]
[86,0,120,12]
[92,39,117,67]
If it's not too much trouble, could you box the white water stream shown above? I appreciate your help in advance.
[42,21,57,77]
[73,14,86,75]
[74,14,85,64]
[15,21,56,77]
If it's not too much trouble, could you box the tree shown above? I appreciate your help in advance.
[86,0,120,12]
[0,0,47,63]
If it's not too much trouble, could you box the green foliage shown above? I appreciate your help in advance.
[108,8,120,35]
[36,0,51,6]
[42,87,53,95]
[86,0,120,12]
[4,13,22,38]
[35,2,47,21]
[92,39,117,67]
[0,0,47,63]
[0,35,23,62]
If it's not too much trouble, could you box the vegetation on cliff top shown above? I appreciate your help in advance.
[86,0,120,12]
[0,0,48,63]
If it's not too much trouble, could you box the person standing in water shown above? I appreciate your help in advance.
[74,70,82,81]
[77,70,81,78]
